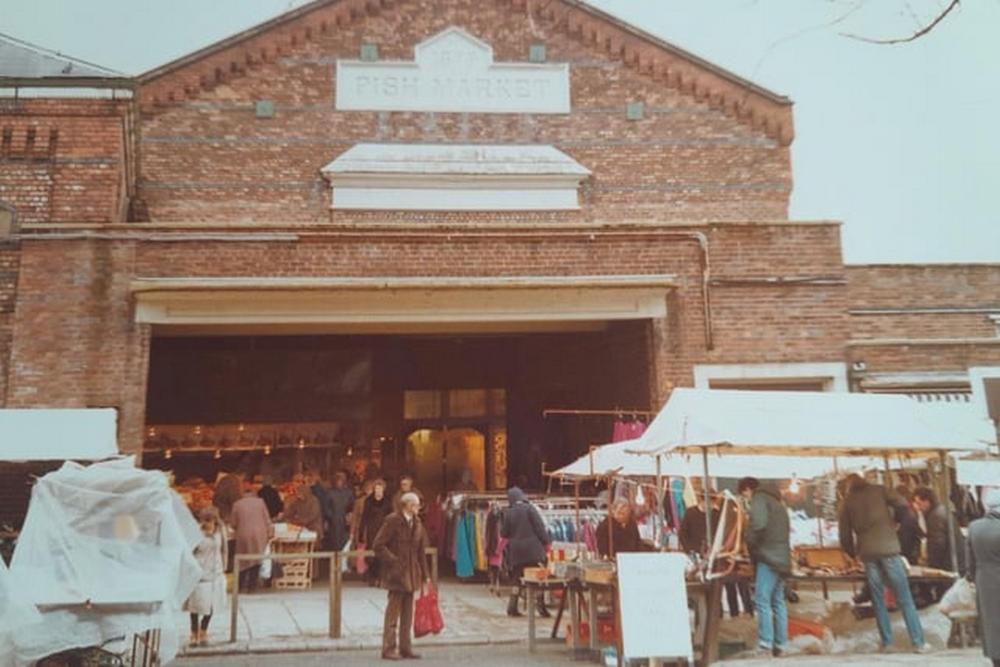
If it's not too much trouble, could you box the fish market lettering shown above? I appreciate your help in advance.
[336,27,570,114]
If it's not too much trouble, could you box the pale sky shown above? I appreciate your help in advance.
[2,0,998,264]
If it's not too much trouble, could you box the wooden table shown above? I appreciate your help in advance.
[523,575,724,667]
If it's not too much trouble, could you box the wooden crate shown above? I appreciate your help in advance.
[271,538,316,590]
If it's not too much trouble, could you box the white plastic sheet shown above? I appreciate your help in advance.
[0,558,40,667]
[8,457,201,665]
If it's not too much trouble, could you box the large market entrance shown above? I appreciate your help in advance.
[142,325,653,497]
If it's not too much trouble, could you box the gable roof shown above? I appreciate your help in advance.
[0,31,132,88]
[137,0,794,144]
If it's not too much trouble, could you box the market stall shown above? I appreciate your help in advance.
[627,389,995,568]
[6,457,201,666]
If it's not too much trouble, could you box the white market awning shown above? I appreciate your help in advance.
[627,388,996,458]
[552,438,910,480]
[0,409,118,461]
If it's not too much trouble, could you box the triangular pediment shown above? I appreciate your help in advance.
[137,0,794,143]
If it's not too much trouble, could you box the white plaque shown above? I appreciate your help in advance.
[616,552,694,661]
[336,27,570,114]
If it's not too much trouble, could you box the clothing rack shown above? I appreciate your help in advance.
[542,408,655,418]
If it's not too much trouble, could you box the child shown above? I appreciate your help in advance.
[185,506,227,646]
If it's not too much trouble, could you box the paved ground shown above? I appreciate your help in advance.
[180,578,527,655]
[174,644,991,667]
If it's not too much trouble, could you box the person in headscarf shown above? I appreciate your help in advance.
[968,488,1000,667]
[500,487,550,618]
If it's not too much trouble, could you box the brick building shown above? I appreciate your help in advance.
[1,0,997,506]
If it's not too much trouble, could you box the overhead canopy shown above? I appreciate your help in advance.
[627,388,996,458]
[552,439,909,480]
[0,409,118,461]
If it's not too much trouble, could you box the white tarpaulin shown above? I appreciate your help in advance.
[0,558,40,667]
[627,388,996,457]
[551,439,903,480]
[7,457,201,666]
[956,454,1000,486]
[0,408,118,461]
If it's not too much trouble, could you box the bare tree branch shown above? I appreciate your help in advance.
[841,0,961,44]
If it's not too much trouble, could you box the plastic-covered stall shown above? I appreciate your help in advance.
[0,557,39,667]
[6,457,202,666]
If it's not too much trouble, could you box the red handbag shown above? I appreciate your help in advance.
[413,583,445,638]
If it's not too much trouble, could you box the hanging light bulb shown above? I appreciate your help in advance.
[346,446,354,457]
[164,449,173,460]
[298,438,305,450]
[214,449,222,460]
[264,444,272,456]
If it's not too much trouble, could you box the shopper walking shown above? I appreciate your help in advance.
[231,481,273,593]
[185,507,227,646]
[361,479,393,586]
[373,492,430,661]
[967,488,1000,667]
[501,486,551,618]
[839,473,930,653]
[739,477,790,657]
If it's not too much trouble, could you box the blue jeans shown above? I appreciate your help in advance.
[864,555,925,648]
[754,561,787,650]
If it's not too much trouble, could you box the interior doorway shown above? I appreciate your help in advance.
[406,427,486,500]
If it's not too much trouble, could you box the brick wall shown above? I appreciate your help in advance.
[847,264,1000,377]
[136,0,792,224]
[0,242,19,405]
[0,98,132,224]
[5,239,150,452]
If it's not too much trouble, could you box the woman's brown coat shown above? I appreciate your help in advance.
[372,511,429,593]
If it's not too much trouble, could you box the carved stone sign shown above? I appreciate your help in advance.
[335,27,570,114]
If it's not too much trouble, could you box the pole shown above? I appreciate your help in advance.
[702,447,712,546]
[939,450,960,574]
[655,454,664,547]
[330,552,343,638]
[229,556,240,643]
[574,481,582,550]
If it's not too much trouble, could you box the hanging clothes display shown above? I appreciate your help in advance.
[454,512,477,578]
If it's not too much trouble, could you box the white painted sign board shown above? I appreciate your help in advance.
[956,457,1000,486]
[616,552,694,661]
[336,27,570,114]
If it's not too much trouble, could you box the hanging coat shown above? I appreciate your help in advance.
[185,528,228,615]
[455,513,476,578]
[967,509,1000,659]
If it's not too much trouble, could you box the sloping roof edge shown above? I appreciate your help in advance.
[136,0,788,103]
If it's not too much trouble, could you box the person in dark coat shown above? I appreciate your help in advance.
[501,486,551,617]
[360,479,393,585]
[328,470,355,551]
[839,474,928,653]
[257,475,284,520]
[309,471,332,542]
[740,477,791,656]
[597,498,650,559]
[913,487,966,573]
[967,488,1000,667]
[372,492,429,661]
